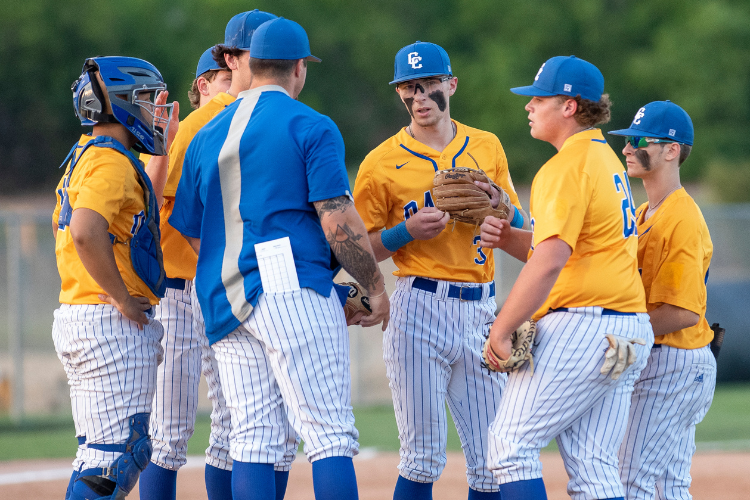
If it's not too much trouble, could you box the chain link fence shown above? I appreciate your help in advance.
[1,203,749,421]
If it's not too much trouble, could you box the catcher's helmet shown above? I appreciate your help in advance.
[72,56,173,155]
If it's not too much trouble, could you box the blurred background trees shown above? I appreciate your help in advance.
[1,0,748,198]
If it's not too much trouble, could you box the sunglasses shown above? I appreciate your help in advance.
[625,136,678,149]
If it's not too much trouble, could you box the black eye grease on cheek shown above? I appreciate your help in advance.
[635,149,651,171]
[428,90,447,111]
[404,97,415,117]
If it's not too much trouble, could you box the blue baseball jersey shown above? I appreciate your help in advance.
[170,85,350,344]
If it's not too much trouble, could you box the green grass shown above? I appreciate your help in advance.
[2,383,749,461]
[695,382,750,443]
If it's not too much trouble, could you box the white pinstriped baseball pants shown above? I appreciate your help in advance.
[488,307,654,500]
[52,303,164,471]
[212,287,358,466]
[385,276,505,492]
[619,344,716,500]
[148,281,233,471]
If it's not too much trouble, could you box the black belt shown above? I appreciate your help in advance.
[412,277,495,301]
[550,307,637,317]
[165,277,187,289]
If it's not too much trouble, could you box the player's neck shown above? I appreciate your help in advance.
[408,116,456,152]
[550,123,594,151]
[92,123,136,150]
[642,166,682,218]
[226,82,245,98]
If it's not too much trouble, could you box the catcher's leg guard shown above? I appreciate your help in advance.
[72,413,153,499]
[66,466,82,500]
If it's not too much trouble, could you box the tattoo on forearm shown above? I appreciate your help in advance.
[314,196,351,218]
[326,223,380,291]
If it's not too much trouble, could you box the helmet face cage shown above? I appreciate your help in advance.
[72,57,173,155]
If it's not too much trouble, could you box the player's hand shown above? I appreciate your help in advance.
[480,216,512,249]
[488,322,513,361]
[405,207,450,240]
[98,293,152,329]
[154,90,179,151]
[360,290,390,331]
[474,180,501,209]
[346,310,367,326]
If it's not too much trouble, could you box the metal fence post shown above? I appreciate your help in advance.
[6,218,24,422]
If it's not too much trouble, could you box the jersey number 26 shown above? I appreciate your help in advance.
[614,172,637,238]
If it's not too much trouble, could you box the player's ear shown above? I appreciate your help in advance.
[561,98,578,118]
[665,142,681,162]
[294,58,306,78]
[448,76,457,96]
[224,53,238,71]
[197,76,210,97]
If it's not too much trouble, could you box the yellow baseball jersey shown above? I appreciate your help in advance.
[354,120,521,283]
[530,129,646,320]
[636,188,713,349]
[53,134,158,305]
[141,92,236,280]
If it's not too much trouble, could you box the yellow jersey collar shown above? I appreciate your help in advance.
[560,128,605,151]
[399,120,467,158]
[214,92,237,106]
[637,187,687,232]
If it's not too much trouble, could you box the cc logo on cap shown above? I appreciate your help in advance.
[408,52,422,69]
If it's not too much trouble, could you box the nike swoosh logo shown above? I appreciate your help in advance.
[396,161,409,169]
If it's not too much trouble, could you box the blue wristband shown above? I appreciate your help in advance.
[510,205,524,229]
[381,220,414,252]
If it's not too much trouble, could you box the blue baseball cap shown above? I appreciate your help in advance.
[196,46,222,78]
[224,9,277,50]
[390,41,452,85]
[511,55,604,102]
[609,100,694,145]
[250,17,321,62]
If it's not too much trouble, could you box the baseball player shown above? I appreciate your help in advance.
[52,56,175,500]
[188,48,233,111]
[137,46,237,500]
[481,56,653,499]
[170,17,389,500]
[212,11,357,323]
[609,101,716,500]
[353,41,528,500]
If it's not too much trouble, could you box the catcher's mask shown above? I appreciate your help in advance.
[72,56,173,155]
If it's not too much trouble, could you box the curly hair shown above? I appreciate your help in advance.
[211,44,244,70]
[187,70,221,110]
[558,94,612,127]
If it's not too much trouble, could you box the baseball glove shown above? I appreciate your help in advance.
[709,323,725,361]
[600,334,647,380]
[433,167,512,224]
[482,320,537,374]
[340,282,372,325]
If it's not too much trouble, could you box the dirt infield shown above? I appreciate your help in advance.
[1,450,748,499]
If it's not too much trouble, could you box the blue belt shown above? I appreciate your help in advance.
[165,277,186,289]
[412,277,495,301]
[550,307,637,316]
[652,343,662,349]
